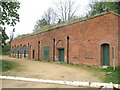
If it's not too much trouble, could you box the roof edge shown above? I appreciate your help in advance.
[13,11,120,40]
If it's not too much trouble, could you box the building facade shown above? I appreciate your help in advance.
[11,12,120,67]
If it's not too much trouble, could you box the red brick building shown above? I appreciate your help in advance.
[11,12,120,67]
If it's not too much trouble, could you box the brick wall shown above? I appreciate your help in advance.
[11,12,120,67]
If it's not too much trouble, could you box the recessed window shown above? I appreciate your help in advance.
[38,41,40,44]
[67,36,69,40]
[53,39,55,42]
[112,47,115,59]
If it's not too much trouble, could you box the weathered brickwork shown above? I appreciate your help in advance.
[11,12,120,67]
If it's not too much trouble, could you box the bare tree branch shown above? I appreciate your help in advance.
[54,0,79,23]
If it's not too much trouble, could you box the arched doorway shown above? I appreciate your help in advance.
[22,45,28,58]
[56,40,65,62]
[11,47,15,55]
[101,44,110,66]
[16,46,20,58]
[58,48,64,62]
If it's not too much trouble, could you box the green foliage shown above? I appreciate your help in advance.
[0,27,9,47]
[88,1,120,16]
[0,0,20,47]
[14,33,30,40]
[0,0,20,26]
[0,60,17,72]
[2,44,10,53]
[33,19,48,32]
[60,63,120,84]
[101,67,120,84]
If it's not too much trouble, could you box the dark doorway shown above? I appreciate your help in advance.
[67,36,69,63]
[38,41,40,60]
[101,44,110,66]
[58,48,64,62]
[17,51,19,58]
[33,50,35,59]
[53,39,55,61]
[24,50,26,58]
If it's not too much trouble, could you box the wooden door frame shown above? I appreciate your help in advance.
[101,43,110,66]
[58,48,64,62]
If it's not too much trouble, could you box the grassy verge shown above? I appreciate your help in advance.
[101,66,120,84]
[0,60,18,72]
[1,53,10,55]
[62,63,120,84]
[60,63,120,84]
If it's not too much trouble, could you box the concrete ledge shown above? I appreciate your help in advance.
[0,76,119,89]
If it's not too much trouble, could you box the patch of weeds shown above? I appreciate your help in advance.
[10,56,16,58]
[2,53,10,55]
[35,59,53,63]
[101,66,120,84]
[33,59,40,61]
[0,60,19,72]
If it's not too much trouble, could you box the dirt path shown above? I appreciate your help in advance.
[1,55,104,88]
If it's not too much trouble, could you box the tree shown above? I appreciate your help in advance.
[33,8,57,32]
[33,0,79,32]
[0,0,20,47]
[42,8,57,25]
[0,27,9,47]
[54,0,78,22]
[33,18,48,31]
[87,0,120,16]
[9,28,15,42]
[1,0,20,26]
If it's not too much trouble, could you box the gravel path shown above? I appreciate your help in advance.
[1,55,104,88]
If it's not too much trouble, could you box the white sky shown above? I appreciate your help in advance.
[6,0,91,39]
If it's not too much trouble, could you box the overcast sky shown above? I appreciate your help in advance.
[6,0,91,39]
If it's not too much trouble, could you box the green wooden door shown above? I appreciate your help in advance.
[59,49,64,62]
[102,44,110,66]
[43,46,50,60]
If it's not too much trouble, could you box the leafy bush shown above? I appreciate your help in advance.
[2,44,10,54]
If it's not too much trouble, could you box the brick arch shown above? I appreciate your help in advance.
[56,40,65,48]
[22,45,28,53]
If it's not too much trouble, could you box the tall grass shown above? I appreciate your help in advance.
[0,60,17,72]
[101,66,120,84]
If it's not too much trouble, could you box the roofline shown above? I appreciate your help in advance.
[14,11,120,40]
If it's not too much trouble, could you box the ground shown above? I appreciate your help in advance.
[1,79,80,88]
[0,55,105,88]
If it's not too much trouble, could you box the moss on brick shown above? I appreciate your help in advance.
[14,11,119,40]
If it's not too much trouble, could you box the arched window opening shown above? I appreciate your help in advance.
[22,45,28,58]
[16,46,20,58]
